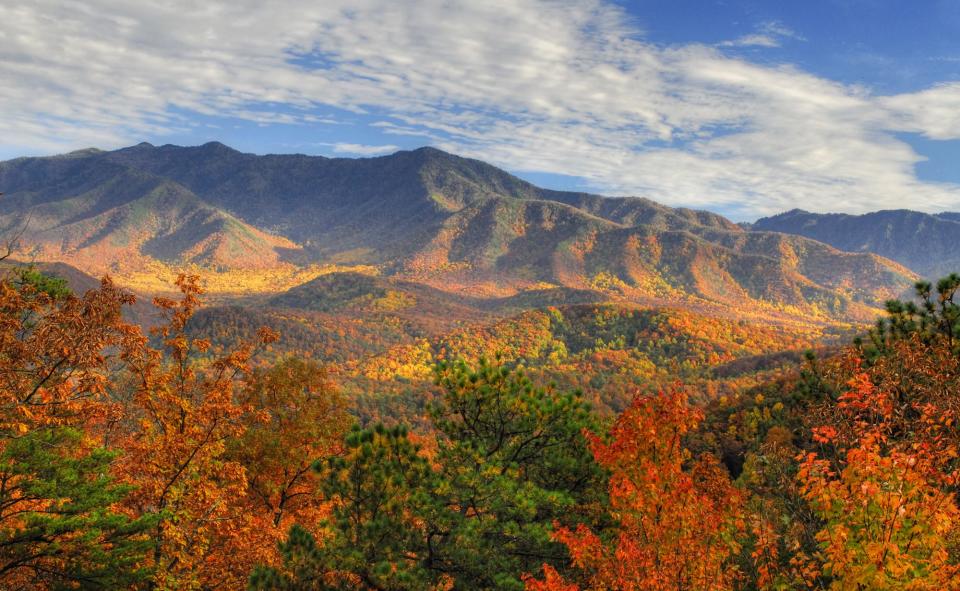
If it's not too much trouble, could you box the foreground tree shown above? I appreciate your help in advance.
[797,358,960,590]
[226,357,351,578]
[795,276,960,589]
[252,358,604,591]
[864,273,960,357]
[527,388,744,591]
[250,424,440,591]
[0,273,154,588]
[427,358,605,587]
[115,275,278,589]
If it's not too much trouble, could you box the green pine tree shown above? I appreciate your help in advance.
[250,358,604,591]
[0,427,156,589]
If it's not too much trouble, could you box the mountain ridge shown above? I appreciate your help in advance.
[0,142,916,322]
[753,208,960,279]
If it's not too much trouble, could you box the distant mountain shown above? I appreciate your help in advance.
[0,152,299,273]
[753,209,960,279]
[0,142,917,321]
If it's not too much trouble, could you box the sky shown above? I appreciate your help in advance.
[2,0,960,220]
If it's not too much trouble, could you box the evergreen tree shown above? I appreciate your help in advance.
[0,428,155,589]
[0,275,155,589]
[250,424,437,591]
[862,273,960,358]
[426,358,604,589]
[251,358,604,591]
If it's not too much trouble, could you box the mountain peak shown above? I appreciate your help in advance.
[409,146,450,156]
[398,145,459,164]
[198,141,237,153]
[63,147,104,158]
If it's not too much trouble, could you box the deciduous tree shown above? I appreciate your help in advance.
[798,363,960,590]
[115,274,277,589]
[527,388,744,591]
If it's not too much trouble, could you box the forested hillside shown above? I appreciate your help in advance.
[2,257,959,590]
[3,144,956,591]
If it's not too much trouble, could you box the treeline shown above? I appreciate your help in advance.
[2,267,960,589]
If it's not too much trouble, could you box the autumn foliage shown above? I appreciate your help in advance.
[0,270,351,590]
[3,263,960,590]
[795,349,960,590]
[527,388,745,591]
[0,273,154,588]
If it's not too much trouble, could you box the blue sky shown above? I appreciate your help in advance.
[2,0,960,219]
[626,1,960,91]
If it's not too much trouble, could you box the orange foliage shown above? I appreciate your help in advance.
[113,275,265,588]
[0,276,147,588]
[0,276,138,433]
[528,388,744,591]
[225,356,351,575]
[112,275,349,589]
[796,347,960,590]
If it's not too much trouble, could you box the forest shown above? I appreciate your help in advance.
[3,262,960,591]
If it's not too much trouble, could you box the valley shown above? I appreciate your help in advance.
[1,142,920,425]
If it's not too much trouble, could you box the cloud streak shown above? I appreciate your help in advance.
[719,22,803,48]
[2,0,960,218]
[329,143,400,155]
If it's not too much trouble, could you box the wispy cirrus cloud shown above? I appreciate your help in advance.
[1,0,959,218]
[720,21,805,48]
[329,143,400,155]
[720,34,781,48]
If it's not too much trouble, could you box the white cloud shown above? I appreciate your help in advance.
[329,142,399,155]
[880,83,960,140]
[720,21,805,48]
[720,34,781,48]
[1,0,960,218]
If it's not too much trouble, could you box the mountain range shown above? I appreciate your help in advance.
[753,208,960,279]
[0,142,919,323]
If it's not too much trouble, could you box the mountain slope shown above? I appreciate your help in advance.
[396,196,912,319]
[101,143,746,264]
[753,209,960,279]
[0,154,301,274]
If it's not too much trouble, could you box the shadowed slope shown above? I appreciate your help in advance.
[753,208,960,279]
